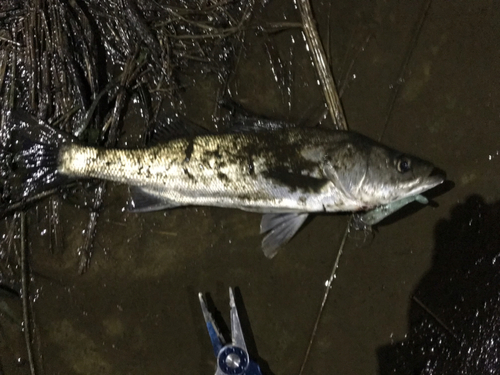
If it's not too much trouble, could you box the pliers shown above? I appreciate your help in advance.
[198,287,263,375]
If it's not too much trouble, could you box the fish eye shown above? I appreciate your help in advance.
[396,157,411,173]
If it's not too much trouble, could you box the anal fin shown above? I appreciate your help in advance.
[129,186,180,212]
[260,213,309,258]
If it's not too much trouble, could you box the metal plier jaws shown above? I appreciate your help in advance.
[199,287,263,375]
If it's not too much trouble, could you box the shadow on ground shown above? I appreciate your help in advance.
[378,195,500,374]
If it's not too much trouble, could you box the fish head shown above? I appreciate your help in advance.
[357,145,445,207]
[322,134,445,209]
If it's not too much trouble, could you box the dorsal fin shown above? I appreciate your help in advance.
[229,117,294,133]
[219,97,295,133]
[148,118,210,145]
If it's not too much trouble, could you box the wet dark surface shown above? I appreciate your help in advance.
[379,196,500,374]
[1,0,500,374]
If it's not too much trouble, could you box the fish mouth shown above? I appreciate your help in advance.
[414,167,446,194]
[427,167,446,186]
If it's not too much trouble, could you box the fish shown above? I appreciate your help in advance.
[8,115,445,258]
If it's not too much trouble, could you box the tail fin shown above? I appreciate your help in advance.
[6,112,73,199]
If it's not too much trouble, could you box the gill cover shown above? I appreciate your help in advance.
[320,132,442,208]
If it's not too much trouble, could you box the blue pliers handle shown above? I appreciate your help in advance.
[198,287,263,375]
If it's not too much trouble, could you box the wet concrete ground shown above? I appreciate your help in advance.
[2,0,500,374]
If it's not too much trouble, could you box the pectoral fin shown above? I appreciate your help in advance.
[129,186,180,212]
[260,213,309,258]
